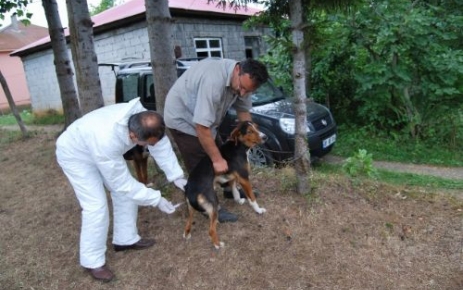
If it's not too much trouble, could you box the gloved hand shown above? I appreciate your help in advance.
[173,177,187,191]
[157,197,176,214]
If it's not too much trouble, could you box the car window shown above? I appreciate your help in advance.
[251,81,285,105]
[119,73,139,102]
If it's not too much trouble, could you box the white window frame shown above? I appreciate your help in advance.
[194,38,223,58]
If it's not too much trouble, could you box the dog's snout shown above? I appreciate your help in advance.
[260,132,267,142]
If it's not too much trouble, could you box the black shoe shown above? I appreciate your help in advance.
[113,238,156,252]
[218,208,238,223]
[223,188,260,199]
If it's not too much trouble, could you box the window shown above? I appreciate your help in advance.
[194,38,223,58]
[244,37,261,59]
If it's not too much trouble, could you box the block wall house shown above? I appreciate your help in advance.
[0,15,48,111]
[12,0,271,115]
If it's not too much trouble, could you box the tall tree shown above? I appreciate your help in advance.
[144,0,177,114]
[215,0,358,194]
[289,0,311,193]
[42,0,81,128]
[66,0,104,114]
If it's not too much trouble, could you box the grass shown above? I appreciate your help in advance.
[0,109,64,126]
[314,163,463,191]
[332,125,463,167]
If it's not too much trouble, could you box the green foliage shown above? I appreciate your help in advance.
[333,125,463,167]
[314,0,463,144]
[254,0,463,146]
[89,0,117,16]
[0,0,33,26]
[342,149,378,178]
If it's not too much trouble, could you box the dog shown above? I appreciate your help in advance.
[123,145,149,184]
[183,121,267,249]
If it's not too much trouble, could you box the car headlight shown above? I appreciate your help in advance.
[279,118,312,134]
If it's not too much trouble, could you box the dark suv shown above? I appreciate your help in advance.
[107,59,337,166]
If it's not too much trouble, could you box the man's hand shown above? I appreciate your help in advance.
[157,197,176,214]
[196,124,228,174]
[173,178,187,191]
[213,158,228,174]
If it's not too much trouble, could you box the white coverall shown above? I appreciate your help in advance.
[55,98,184,269]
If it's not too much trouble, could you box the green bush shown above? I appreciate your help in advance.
[342,149,378,178]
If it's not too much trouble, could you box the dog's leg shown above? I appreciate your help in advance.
[133,157,149,184]
[183,203,194,240]
[229,180,246,205]
[208,208,224,249]
[138,156,148,184]
[240,180,266,214]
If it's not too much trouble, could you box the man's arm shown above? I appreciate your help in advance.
[237,111,252,122]
[196,124,228,174]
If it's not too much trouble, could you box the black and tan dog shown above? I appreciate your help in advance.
[183,121,267,249]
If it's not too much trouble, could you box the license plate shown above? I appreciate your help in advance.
[322,134,336,148]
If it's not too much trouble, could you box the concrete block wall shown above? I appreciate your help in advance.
[21,17,270,114]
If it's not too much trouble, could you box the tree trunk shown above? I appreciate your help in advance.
[145,0,178,114]
[289,0,311,194]
[0,70,28,137]
[42,0,81,129]
[66,0,104,115]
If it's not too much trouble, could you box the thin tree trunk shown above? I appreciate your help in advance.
[66,0,104,114]
[0,70,28,137]
[43,0,81,129]
[289,0,311,194]
[145,0,178,114]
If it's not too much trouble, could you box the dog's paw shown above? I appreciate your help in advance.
[213,241,225,249]
[256,207,266,214]
[183,232,191,240]
[235,198,246,205]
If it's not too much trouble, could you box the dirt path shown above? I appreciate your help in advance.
[323,154,463,180]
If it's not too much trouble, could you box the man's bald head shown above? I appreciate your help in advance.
[128,111,165,141]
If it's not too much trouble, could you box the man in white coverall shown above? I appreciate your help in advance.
[56,98,187,282]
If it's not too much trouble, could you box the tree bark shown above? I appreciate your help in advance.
[66,0,104,115]
[145,0,178,114]
[0,69,28,137]
[42,0,81,129]
[289,0,311,194]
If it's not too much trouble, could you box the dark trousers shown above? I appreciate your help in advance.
[168,128,207,174]
[168,128,224,175]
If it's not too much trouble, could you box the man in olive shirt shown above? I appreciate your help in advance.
[164,57,269,222]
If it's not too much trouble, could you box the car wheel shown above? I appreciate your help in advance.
[248,145,273,167]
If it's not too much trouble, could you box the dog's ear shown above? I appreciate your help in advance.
[230,126,241,145]
[240,121,250,136]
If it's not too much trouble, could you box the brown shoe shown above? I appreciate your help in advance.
[85,265,114,282]
[113,238,156,252]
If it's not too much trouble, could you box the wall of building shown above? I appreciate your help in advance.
[0,52,31,111]
[21,17,270,114]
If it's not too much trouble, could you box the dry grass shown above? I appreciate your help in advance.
[1,129,463,290]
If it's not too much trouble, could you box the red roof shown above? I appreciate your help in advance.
[0,21,48,52]
[12,0,261,56]
[92,0,260,27]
